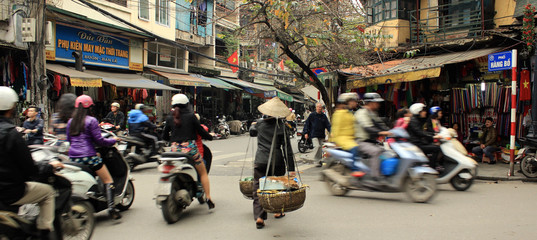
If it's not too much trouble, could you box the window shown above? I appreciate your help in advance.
[106,0,127,7]
[147,43,185,70]
[368,0,417,24]
[139,0,149,20]
[156,0,169,25]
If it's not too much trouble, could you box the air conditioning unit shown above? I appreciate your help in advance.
[205,36,214,46]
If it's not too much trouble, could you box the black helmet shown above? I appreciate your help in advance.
[363,92,384,102]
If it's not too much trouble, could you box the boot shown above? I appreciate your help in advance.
[39,229,51,240]
[105,183,122,220]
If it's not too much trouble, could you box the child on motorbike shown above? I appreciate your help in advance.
[66,95,122,220]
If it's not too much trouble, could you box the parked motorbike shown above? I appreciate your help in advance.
[216,116,230,139]
[517,137,537,178]
[155,145,213,224]
[321,128,438,203]
[240,120,248,134]
[297,132,314,153]
[0,146,95,240]
[436,128,478,191]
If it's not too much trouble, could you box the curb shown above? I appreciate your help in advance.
[476,176,537,182]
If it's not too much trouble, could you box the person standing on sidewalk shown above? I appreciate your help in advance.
[303,102,331,166]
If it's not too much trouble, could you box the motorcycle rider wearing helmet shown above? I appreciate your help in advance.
[354,93,392,180]
[66,95,122,220]
[425,106,443,136]
[408,103,442,170]
[162,94,215,209]
[101,102,124,130]
[330,92,365,177]
[0,86,63,239]
[128,103,158,155]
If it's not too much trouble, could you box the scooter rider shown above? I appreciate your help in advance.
[128,104,158,155]
[101,102,124,130]
[330,93,364,177]
[0,86,63,239]
[354,93,392,180]
[408,103,442,170]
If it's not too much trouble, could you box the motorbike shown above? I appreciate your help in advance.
[0,146,95,240]
[321,128,438,203]
[62,130,135,219]
[216,116,230,139]
[240,120,248,134]
[155,144,213,224]
[121,132,165,170]
[285,121,297,138]
[436,128,478,191]
[297,132,314,153]
[516,137,537,178]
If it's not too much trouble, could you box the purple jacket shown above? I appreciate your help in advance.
[67,116,116,158]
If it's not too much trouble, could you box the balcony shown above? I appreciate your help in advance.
[409,0,486,45]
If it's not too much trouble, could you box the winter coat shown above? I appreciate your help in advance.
[67,116,116,158]
[128,110,155,135]
[104,111,125,128]
[330,109,358,151]
[23,117,44,144]
[0,117,39,204]
[249,118,295,171]
[407,115,434,145]
[162,108,212,143]
[354,108,389,142]
[303,112,331,139]
[480,126,497,147]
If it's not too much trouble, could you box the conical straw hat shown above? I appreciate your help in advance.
[258,97,291,119]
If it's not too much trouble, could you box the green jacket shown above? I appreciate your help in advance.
[480,126,497,147]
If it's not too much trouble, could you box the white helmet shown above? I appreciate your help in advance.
[409,103,426,115]
[135,103,145,110]
[337,92,359,103]
[171,94,189,106]
[111,102,120,108]
[0,87,19,111]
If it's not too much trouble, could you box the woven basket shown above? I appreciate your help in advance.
[258,187,307,213]
[239,180,255,199]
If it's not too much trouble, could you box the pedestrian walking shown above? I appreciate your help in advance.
[249,97,295,229]
[303,102,331,166]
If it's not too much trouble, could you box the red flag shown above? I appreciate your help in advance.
[279,59,285,71]
[227,51,239,73]
[520,69,531,101]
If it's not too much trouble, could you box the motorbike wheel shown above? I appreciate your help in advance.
[450,170,474,191]
[325,163,349,196]
[520,155,537,178]
[219,130,228,139]
[404,174,437,203]
[161,187,183,224]
[117,180,135,211]
[63,201,95,240]
[298,141,308,153]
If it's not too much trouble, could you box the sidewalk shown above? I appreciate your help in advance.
[476,162,537,182]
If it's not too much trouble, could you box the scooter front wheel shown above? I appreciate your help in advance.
[117,180,135,211]
[520,155,537,178]
[325,163,349,196]
[404,174,437,203]
[298,141,308,153]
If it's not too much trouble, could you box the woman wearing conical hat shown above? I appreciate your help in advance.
[249,97,296,229]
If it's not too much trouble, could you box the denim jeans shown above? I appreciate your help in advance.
[472,146,498,161]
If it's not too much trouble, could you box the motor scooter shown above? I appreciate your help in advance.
[155,145,213,224]
[321,128,438,203]
[216,116,230,139]
[297,132,314,153]
[435,128,478,191]
[517,137,537,178]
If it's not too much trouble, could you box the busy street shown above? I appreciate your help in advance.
[88,134,536,240]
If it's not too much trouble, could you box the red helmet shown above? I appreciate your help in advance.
[75,95,94,108]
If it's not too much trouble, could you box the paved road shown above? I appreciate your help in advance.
[92,134,535,240]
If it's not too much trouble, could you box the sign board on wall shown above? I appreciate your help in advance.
[488,51,512,72]
[46,23,143,71]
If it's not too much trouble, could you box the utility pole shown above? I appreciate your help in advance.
[29,0,48,128]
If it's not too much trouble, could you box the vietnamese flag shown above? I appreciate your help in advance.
[227,51,239,73]
[279,59,285,71]
[520,69,531,101]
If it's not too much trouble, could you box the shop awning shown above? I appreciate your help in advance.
[264,87,294,102]
[347,48,502,89]
[218,77,273,93]
[84,70,178,91]
[197,75,241,90]
[46,64,103,87]
[150,70,211,87]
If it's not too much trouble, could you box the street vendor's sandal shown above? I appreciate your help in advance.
[274,213,285,219]
[351,171,366,177]
[256,219,265,229]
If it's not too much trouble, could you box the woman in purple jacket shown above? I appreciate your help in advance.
[66,95,122,220]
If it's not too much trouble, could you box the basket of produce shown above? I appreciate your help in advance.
[239,177,255,199]
[257,176,306,213]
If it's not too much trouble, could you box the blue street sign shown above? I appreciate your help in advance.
[488,51,513,71]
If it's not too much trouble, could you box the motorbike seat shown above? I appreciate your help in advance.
[123,136,145,146]
[161,152,193,161]
[326,149,354,160]
[64,162,97,177]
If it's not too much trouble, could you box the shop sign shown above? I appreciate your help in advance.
[488,51,512,71]
[70,78,102,87]
[52,23,143,71]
